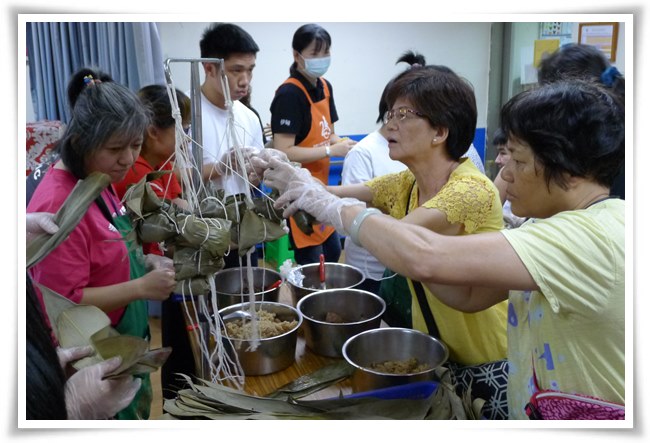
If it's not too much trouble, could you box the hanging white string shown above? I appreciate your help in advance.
[162,59,276,387]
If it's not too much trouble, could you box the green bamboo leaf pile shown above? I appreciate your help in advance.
[39,283,172,378]
[265,360,355,401]
[160,365,484,420]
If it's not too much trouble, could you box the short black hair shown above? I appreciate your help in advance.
[292,23,331,54]
[500,79,624,189]
[491,127,507,147]
[385,65,477,160]
[376,51,427,124]
[538,43,624,104]
[200,23,259,59]
[396,50,426,67]
[138,84,191,129]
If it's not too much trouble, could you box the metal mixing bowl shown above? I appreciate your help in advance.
[342,327,449,392]
[287,262,365,306]
[297,289,386,358]
[213,267,282,309]
[218,301,302,376]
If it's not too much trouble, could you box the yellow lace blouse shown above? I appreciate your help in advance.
[366,159,508,365]
[366,158,503,233]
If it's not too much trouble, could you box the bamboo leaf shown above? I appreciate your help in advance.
[57,304,112,349]
[92,335,149,376]
[88,324,120,342]
[37,283,77,340]
[266,360,354,400]
[27,172,111,268]
[161,375,458,420]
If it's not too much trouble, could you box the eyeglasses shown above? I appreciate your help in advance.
[382,107,425,125]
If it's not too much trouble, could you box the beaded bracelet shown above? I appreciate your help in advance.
[349,208,381,246]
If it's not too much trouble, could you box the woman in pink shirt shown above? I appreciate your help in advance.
[27,68,176,420]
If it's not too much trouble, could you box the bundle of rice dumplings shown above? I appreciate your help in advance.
[137,211,178,243]
[173,247,225,280]
[175,213,232,259]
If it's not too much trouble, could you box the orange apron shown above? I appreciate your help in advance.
[283,77,336,248]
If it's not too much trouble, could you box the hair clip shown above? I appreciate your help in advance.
[600,66,621,88]
[83,74,102,87]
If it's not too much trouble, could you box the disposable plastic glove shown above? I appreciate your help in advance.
[65,356,141,420]
[247,149,290,186]
[262,156,315,193]
[274,179,365,234]
[213,146,260,177]
[57,345,95,371]
[26,212,59,243]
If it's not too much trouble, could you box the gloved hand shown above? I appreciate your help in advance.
[274,179,365,234]
[262,156,314,193]
[26,212,59,242]
[57,345,95,372]
[214,146,259,177]
[65,356,141,420]
[247,148,290,186]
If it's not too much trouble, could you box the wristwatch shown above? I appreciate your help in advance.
[325,145,331,157]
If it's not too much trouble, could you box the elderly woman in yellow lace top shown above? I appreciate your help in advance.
[327,65,507,367]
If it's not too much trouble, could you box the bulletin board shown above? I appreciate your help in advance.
[578,22,619,62]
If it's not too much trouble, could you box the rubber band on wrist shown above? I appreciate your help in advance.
[349,208,381,246]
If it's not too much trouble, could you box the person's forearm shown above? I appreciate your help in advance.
[341,206,515,311]
[327,183,374,204]
[82,279,144,314]
[347,208,444,283]
[277,144,330,164]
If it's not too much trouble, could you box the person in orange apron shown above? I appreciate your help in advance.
[269,23,356,265]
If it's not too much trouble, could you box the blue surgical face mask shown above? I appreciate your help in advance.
[301,54,331,77]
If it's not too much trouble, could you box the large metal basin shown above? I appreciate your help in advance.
[287,262,364,306]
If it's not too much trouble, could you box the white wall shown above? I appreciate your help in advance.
[157,22,492,137]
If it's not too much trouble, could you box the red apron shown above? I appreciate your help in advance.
[283,77,336,248]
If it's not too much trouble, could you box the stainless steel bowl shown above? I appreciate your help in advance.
[218,301,302,376]
[297,289,386,358]
[342,327,449,393]
[213,267,282,309]
[287,262,365,306]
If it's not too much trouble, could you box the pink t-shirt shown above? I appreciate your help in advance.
[27,167,131,326]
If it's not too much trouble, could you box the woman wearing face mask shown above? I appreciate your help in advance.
[269,23,357,265]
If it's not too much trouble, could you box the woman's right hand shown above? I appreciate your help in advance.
[138,265,176,301]
[329,138,357,157]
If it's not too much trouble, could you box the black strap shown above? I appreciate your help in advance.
[412,280,440,338]
[94,186,120,228]
[94,196,115,225]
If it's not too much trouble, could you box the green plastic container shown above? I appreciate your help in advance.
[264,234,295,270]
